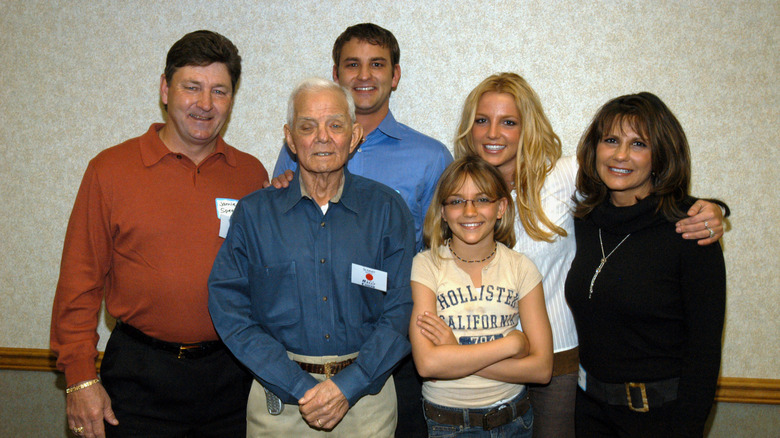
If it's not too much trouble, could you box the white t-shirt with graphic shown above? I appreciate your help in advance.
[411,242,542,408]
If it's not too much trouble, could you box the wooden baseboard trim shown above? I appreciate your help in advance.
[714,377,780,404]
[0,347,101,372]
[1,347,777,405]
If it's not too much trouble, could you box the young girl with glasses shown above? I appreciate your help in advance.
[410,155,553,437]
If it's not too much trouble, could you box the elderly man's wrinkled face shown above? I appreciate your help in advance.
[285,88,362,177]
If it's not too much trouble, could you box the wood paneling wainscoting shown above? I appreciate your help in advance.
[0,347,102,372]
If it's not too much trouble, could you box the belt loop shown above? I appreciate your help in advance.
[626,382,650,412]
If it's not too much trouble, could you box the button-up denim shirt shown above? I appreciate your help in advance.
[208,169,415,405]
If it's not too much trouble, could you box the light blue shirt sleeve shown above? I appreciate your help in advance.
[272,141,298,178]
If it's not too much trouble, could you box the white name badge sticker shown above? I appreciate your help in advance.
[215,198,238,219]
[216,198,238,238]
[218,215,231,238]
[351,264,388,293]
[578,364,587,391]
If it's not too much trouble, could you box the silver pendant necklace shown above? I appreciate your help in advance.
[589,229,630,299]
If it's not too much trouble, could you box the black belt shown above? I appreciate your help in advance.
[295,358,355,378]
[423,392,531,431]
[581,369,679,412]
[115,321,225,359]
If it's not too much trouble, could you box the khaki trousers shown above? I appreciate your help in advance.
[247,352,396,437]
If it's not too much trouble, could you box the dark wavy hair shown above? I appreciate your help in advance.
[575,92,691,221]
[332,23,400,67]
[164,30,241,93]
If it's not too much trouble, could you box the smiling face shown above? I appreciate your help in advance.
[596,119,654,206]
[284,88,361,178]
[160,63,233,154]
[332,38,400,117]
[470,92,522,183]
[441,175,508,252]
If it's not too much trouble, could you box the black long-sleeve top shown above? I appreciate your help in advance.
[565,196,726,435]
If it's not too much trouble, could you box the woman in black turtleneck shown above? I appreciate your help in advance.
[565,92,726,437]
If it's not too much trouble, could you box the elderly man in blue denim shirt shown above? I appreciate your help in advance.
[208,77,415,437]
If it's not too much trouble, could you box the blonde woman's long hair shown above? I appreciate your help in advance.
[423,155,515,264]
[454,73,565,242]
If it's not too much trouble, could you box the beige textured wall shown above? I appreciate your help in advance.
[0,0,777,384]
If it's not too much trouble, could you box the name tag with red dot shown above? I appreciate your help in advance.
[351,264,388,293]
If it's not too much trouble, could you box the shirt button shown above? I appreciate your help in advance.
[357,148,362,152]
[320,222,326,227]
[322,296,328,301]
[320,258,326,264]
[324,334,330,340]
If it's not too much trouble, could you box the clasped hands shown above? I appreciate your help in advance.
[299,378,349,430]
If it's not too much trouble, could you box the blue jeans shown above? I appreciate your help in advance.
[423,391,533,437]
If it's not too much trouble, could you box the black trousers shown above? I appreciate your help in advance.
[100,326,252,438]
[575,388,702,438]
[393,354,427,437]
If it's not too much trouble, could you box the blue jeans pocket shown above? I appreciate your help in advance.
[426,419,461,437]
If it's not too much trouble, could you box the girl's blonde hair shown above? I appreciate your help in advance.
[423,155,515,262]
[454,73,565,242]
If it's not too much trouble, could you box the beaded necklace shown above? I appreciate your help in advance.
[448,240,497,263]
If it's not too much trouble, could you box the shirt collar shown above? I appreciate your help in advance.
[283,169,357,214]
[372,110,402,141]
[139,123,236,167]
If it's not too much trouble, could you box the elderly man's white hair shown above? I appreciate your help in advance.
[286,77,356,127]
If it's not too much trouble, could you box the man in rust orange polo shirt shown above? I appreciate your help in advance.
[50,30,268,438]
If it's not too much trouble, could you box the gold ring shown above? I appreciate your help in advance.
[317,418,323,428]
[72,426,85,435]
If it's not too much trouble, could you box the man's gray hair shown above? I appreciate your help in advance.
[286,77,356,126]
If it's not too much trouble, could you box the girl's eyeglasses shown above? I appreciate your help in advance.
[442,197,497,210]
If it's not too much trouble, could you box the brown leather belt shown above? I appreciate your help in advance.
[296,358,355,378]
[552,347,579,376]
[423,392,531,431]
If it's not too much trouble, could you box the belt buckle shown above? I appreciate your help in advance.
[323,361,334,379]
[177,344,200,359]
[626,382,649,412]
[482,404,508,430]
